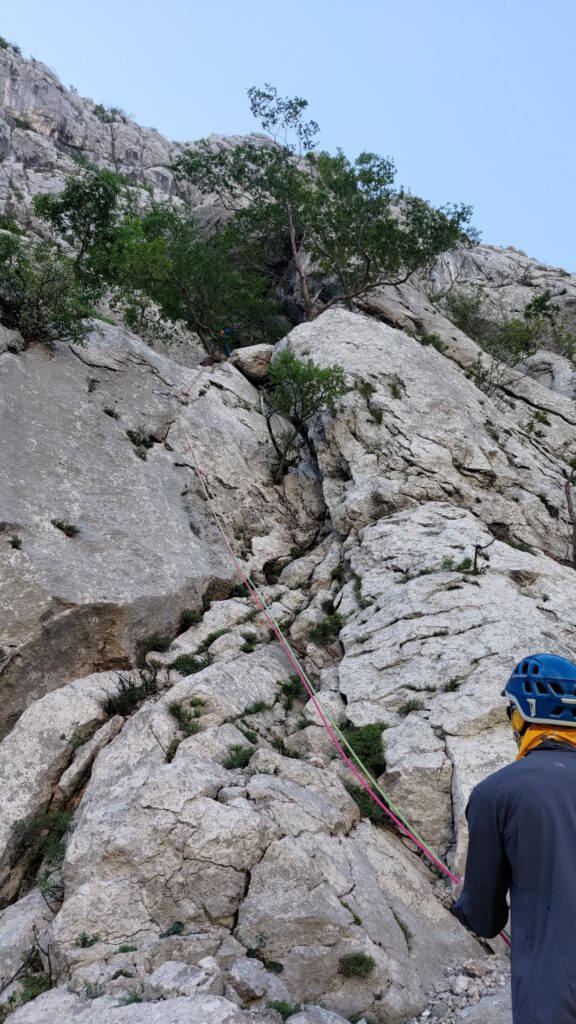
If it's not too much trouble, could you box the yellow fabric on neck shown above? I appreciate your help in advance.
[516,724,576,760]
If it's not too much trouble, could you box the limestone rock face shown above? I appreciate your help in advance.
[0,323,310,734]
[3,44,576,1024]
[4,991,280,1023]
[283,308,576,559]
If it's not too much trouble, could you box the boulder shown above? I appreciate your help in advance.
[230,344,274,382]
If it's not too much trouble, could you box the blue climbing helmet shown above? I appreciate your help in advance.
[503,654,576,727]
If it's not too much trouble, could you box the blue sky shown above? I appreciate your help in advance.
[2,0,574,270]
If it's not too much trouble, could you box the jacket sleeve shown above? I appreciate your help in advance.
[452,784,511,938]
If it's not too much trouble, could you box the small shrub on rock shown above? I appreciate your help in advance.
[345,783,394,830]
[74,932,100,948]
[100,671,158,716]
[338,952,376,978]
[159,921,184,938]
[179,608,203,630]
[266,1001,301,1020]
[168,700,201,736]
[51,519,79,538]
[280,675,302,710]
[139,633,171,660]
[223,744,253,770]
[244,700,272,715]
[20,974,51,1004]
[340,722,387,776]
[240,631,258,653]
[308,611,343,645]
[171,654,207,675]
[397,699,423,717]
[13,810,72,867]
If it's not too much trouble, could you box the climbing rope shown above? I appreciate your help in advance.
[179,421,512,950]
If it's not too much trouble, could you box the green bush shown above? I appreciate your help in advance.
[338,952,376,978]
[243,700,272,715]
[168,700,201,736]
[222,744,253,770]
[345,784,394,829]
[420,332,447,352]
[397,699,423,717]
[159,920,184,938]
[121,990,143,1004]
[139,633,171,658]
[75,932,100,948]
[13,811,72,867]
[10,535,22,549]
[100,671,158,716]
[0,213,23,234]
[198,628,229,651]
[92,103,124,123]
[0,235,93,347]
[20,974,51,1004]
[266,352,347,481]
[240,631,258,653]
[84,982,104,999]
[266,1001,301,1020]
[116,944,137,953]
[340,722,387,776]
[308,612,343,645]
[171,654,207,675]
[443,678,462,692]
[179,608,203,630]
[51,519,79,538]
[280,675,302,710]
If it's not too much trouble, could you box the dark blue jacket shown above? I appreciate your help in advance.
[453,742,576,1024]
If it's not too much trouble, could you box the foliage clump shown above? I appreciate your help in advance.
[0,235,94,348]
[168,700,202,736]
[308,611,343,645]
[340,722,387,776]
[397,699,423,717]
[13,810,72,867]
[51,519,79,537]
[175,84,474,322]
[266,1001,302,1020]
[171,654,207,675]
[100,670,158,716]
[222,744,253,770]
[338,952,376,978]
[264,351,347,481]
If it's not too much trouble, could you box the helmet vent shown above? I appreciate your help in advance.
[533,665,540,674]
[550,682,563,695]
[522,662,529,674]
[524,681,534,693]
[536,681,547,694]
[552,705,564,715]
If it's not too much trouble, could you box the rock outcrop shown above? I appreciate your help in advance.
[4,45,576,1024]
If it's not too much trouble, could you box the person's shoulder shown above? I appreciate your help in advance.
[471,759,519,801]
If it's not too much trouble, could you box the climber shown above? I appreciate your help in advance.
[453,654,576,1024]
[219,326,234,357]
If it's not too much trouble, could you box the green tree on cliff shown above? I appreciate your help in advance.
[174,83,476,320]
